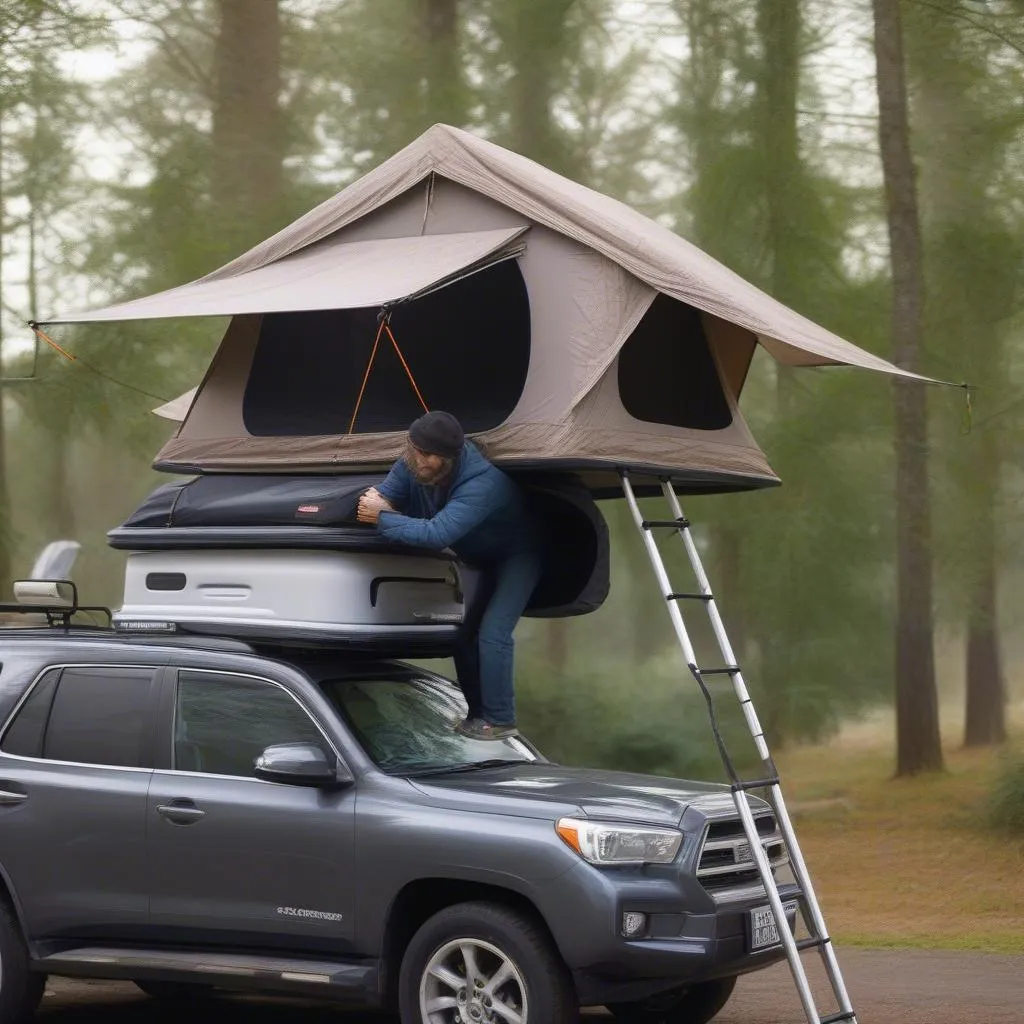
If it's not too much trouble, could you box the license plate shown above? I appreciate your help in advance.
[749,901,797,952]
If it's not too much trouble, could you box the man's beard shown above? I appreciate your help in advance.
[405,447,453,485]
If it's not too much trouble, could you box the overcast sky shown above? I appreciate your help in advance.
[3,0,884,355]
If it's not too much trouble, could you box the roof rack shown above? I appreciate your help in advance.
[0,580,112,630]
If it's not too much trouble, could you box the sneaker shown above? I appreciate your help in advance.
[456,718,519,740]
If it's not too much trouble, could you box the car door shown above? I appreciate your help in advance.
[0,663,161,939]
[146,667,357,954]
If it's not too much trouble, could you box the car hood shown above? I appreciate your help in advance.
[410,761,735,827]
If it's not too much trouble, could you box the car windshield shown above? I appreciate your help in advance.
[320,674,539,775]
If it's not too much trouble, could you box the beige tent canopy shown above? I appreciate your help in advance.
[41,124,942,495]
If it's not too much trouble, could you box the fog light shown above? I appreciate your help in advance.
[621,912,647,938]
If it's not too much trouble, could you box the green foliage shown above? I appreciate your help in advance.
[986,752,1024,836]
[669,0,903,747]
[514,648,759,782]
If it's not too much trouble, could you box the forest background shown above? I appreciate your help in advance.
[1,0,1023,787]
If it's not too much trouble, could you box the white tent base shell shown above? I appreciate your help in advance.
[115,548,468,652]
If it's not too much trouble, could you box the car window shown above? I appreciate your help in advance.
[0,669,60,758]
[322,675,537,773]
[43,667,158,768]
[173,670,328,778]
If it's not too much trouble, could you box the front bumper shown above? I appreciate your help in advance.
[571,896,799,1005]
[539,860,801,1006]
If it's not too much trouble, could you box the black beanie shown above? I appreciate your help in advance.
[408,410,464,460]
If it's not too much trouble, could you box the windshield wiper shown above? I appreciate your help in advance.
[398,758,529,778]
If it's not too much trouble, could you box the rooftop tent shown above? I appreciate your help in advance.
[41,124,944,498]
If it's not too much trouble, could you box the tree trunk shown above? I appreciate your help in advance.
[420,0,466,125]
[504,0,575,173]
[907,9,1008,750]
[756,0,801,306]
[871,0,943,775]
[211,0,284,260]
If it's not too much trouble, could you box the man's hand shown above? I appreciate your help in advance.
[357,487,394,525]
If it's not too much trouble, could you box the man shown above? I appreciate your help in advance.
[357,411,541,740]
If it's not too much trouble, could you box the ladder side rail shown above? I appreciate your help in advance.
[660,482,857,1022]
[660,482,773,766]
[621,474,743,782]
[621,474,699,668]
[768,782,857,1017]
[734,788,824,1024]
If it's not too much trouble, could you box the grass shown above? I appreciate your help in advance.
[773,706,1024,954]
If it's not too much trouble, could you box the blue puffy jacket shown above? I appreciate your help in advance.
[375,442,540,566]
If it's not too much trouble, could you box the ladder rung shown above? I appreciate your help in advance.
[731,776,780,792]
[667,592,712,602]
[819,1012,856,1024]
[698,666,740,676]
[797,936,830,951]
[640,518,690,530]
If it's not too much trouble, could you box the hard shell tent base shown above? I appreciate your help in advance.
[107,469,612,639]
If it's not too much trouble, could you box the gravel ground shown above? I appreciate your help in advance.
[37,948,1024,1023]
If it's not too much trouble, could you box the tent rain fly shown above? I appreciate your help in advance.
[39,124,955,496]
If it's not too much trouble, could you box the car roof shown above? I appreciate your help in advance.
[0,626,256,654]
[0,626,430,678]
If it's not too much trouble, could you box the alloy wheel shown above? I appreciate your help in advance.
[419,936,528,1024]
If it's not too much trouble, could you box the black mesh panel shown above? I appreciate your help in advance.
[617,295,733,431]
[243,259,530,436]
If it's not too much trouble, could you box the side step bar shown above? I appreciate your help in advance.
[35,946,378,999]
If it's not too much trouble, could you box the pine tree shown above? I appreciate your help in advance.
[872,0,944,775]
[908,0,1023,747]
[0,1,107,585]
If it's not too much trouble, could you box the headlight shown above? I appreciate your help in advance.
[556,817,683,865]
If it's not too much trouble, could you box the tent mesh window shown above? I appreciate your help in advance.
[617,294,733,431]
[242,260,531,436]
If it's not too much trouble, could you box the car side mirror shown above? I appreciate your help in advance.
[253,742,352,787]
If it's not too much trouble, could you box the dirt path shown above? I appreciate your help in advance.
[38,949,1023,1023]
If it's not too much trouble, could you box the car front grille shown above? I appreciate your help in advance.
[696,812,789,902]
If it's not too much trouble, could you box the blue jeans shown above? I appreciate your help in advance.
[454,551,542,725]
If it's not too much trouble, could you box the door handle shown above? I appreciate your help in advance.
[0,789,27,806]
[156,803,206,825]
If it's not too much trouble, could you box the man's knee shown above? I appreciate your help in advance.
[479,625,514,651]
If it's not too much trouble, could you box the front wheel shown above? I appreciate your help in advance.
[0,902,45,1024]
[606,977,737,1024]
[398,901,576,1024]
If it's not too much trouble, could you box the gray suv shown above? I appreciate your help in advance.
[0,630,797,1024]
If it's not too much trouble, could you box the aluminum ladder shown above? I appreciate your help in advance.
[621,473,858,1024]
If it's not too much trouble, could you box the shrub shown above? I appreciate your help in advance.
[514,652,759,782]
[987,753,1024,836]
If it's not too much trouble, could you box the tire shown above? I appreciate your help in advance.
[134,979,214,1001]
[398,901,576,1024]
[606,977,737,1024]
[0,901,45,1024]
